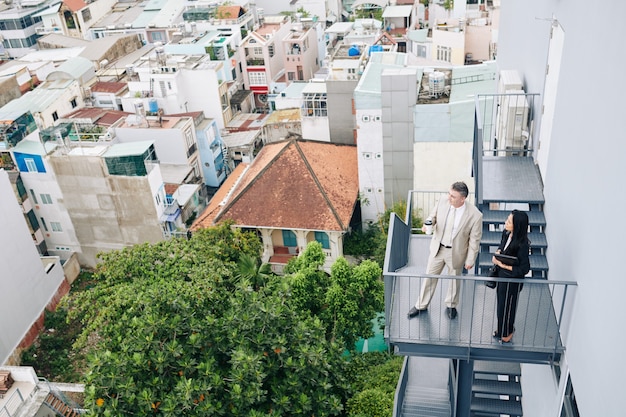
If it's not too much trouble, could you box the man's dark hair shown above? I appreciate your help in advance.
[451,181,469,198]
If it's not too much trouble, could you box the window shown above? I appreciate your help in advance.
[560,375,580,417]
[268,43,274,57]
[417,45,427,58]
[437,45,452,62]
[302,92,327,117]
[70,98,77,108]
[363,152,372,159]
[52,111,59,121]
[248,71,267,85]
[152,32,163,41]
[253,47,262,56]
[40,217,48,232]
[30,189,38,204]
[288,72,295,81]
[51,222,62,232]
[375,153,382,159]
[81,8,92,22]
[282,230,297,247]
[40,193,53,204]
[25,158,37,172]
[314,232,330,249]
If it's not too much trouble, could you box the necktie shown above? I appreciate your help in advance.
[443,207,456,246]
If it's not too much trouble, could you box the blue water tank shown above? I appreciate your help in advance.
[148,99,159,113]
[348,46,360,56]
[369,45,383,55]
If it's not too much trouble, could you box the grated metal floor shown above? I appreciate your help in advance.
[481,156,544,204]
[388,236,563,360]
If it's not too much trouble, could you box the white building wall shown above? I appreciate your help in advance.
[17,150,81,261]
[301,117,330,142]
[355,108,384,223]
[497,1,626,416]
[0,169,65,365]
[114,123,191,165]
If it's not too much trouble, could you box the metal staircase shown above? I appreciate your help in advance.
[477,202,548,279]
[470,361,522,417]
[44,392,81,417]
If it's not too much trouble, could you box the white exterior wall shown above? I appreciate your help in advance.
[114,122,193,166]
[301,116,330,142]
[37,81,84,128]
[431,28,466,65]
[0,170,65,365]
[355,108,384,223]
[18,153,81,261]
[497,1,626,416]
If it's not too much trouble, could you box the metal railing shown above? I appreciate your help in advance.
[386,271,576,357]
[392,356,410,417]
[473,92,539,205]
[0,388,24,417]
[408,190,475,233]
[384,201,576,361]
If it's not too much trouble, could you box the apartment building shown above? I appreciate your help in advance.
[0,169,66,366]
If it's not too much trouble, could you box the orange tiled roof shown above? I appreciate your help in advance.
[216,6,242,20]
[63,0,87,12]
[192,139,358,232]
[191,162,249,231]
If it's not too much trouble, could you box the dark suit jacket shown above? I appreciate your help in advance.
[496,231,531,279]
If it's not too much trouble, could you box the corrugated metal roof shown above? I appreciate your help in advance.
[382,5,413,18]
[52,56,94,79]
[0,79,74,121]
[12,138,57,155]
[103,140,153,157]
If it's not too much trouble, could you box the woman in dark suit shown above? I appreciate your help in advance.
[491,210,531,343]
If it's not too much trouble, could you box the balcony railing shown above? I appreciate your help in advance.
[384,194,577,364]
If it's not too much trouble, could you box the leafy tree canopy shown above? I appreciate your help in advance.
[67,223,350,416]
[285,242,384,349]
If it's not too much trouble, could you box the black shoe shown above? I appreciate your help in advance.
[446,307,458,319]
[407,307,427,318]
[492,331,501,338]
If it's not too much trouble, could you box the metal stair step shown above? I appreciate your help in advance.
[471,397,522,416]
[402,387,451,417]
[481,209,545,226]
[472,379,522,397]
[481,231,547,248]
[474,360,521,377]
[477,252,549,271]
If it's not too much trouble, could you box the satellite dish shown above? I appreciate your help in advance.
[258,94,268,103]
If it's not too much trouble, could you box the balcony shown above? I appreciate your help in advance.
[246,58,265,66]
[384,232,575,363]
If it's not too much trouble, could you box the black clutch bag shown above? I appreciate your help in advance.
[485,266,498,288]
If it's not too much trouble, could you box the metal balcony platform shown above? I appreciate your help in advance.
[386,236,563,364]
[480,157,544,204]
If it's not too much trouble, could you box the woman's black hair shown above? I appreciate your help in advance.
[504,209,530,255]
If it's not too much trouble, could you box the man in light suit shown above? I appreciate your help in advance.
[408,181,483,319]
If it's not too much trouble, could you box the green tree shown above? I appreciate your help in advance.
[235,253,272,290]
[286,242,384,350]
[67,225,350,416]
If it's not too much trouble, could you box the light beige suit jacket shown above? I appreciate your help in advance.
[428,197,483,271]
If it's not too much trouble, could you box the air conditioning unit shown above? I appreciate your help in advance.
[496,90,529,152]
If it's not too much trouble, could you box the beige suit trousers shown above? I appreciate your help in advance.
[416,246,461,309]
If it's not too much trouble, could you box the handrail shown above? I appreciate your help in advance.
[392,356,409,417]
[385,272,577,358]
[0,388,24,417]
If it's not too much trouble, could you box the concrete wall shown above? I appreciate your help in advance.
[48,154,163,268]
[497,1,626,416]
[0,170,65,365]
[326,79,358,144]
[381,68,416,208]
